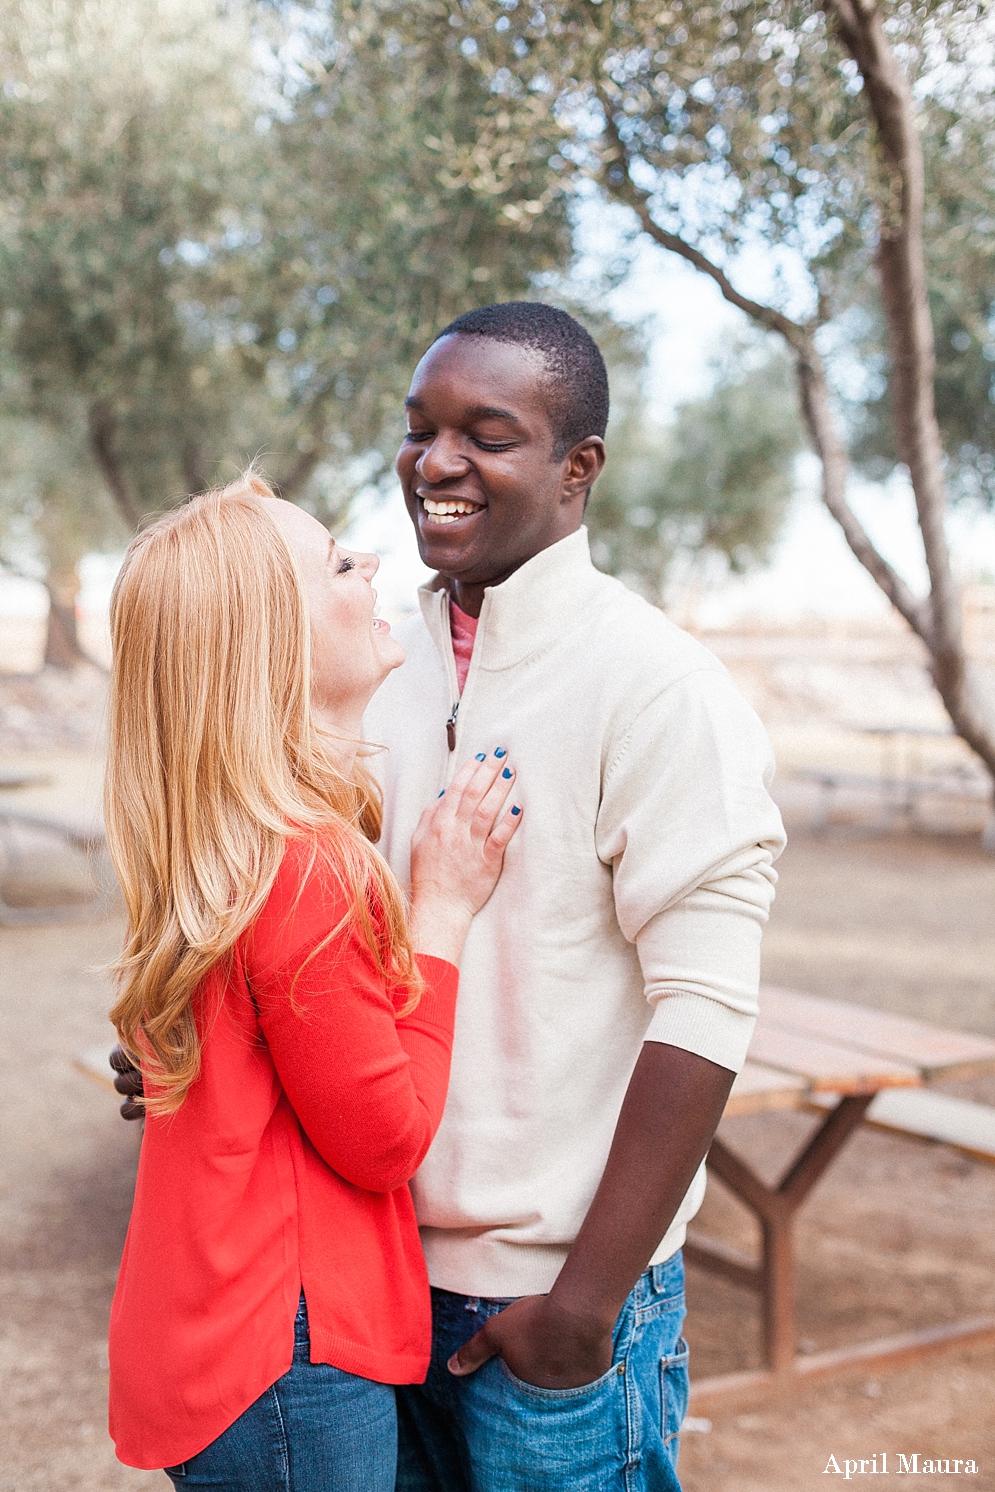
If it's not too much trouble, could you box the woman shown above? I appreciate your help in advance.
[104,474,521,1489]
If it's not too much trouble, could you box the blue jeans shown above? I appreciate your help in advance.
[164,1294,397,1491]
[395,1252,689,1492]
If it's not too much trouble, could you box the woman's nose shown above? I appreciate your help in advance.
[354,549,379,581]
[416,433,470,485]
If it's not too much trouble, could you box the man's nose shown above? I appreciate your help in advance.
[416,433,470,485]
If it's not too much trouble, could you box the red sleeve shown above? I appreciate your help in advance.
[246,850,458,1193]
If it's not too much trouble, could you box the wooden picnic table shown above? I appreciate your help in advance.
[686,984,995,1405]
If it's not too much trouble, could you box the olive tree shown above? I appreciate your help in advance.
[0,0,572,659]
[447,0,995,784]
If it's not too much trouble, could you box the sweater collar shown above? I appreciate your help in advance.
[418,526,602,671]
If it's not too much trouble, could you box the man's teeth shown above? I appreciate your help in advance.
[422,498,483,524]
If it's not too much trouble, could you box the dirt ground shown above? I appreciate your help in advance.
[1,805,994,1488]
[0,913,159,1492]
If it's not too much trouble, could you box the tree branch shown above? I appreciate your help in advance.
[794,347,932,641]
[598,100,811,353]
[87,403,144,530]
[597,100,932,642]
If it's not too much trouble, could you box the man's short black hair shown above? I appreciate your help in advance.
[434,301,609,460]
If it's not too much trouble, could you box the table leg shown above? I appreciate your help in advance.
[686,1092,995,1404]
[687,1094,875,1373]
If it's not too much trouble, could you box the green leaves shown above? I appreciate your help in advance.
[0,0,573,543]
[588,343,801,599]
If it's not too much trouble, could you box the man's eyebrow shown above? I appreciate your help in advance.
[403,395,524,427]
[465,404,524,425]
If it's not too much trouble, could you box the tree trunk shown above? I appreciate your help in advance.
[277,443,323,499]
[182,439,208,496]
[824,0,995,782]
[595,14,995,800]
[43,561,86,670]
[87,401,144,530]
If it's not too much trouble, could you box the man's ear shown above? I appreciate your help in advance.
[561,437,606,503]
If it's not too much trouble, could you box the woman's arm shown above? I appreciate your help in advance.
[253,751,523,1191]
[111,753,523,1142]
[253,930,458,1193]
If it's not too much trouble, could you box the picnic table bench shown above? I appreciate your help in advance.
[794,723,993,837]
[796,765,991,833]
[686,984,995,1406]
[0,804,109,925]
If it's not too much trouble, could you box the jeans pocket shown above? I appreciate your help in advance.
[659,1337,690,1447]
[499,1358,624,1402]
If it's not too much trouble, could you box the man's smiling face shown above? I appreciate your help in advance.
[395,334,604,612]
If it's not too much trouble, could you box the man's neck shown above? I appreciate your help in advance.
[444,526,582,618]
[446,570,512,619]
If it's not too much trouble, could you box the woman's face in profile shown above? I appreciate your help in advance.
[264,498,404,723]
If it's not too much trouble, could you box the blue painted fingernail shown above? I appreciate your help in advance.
[494,748,507,758]
[475,752,486,761]
[511,805,521,816]
[437,790,445,797]
[502,766,512,779]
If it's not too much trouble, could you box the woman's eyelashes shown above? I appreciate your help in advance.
[337,556,356,575]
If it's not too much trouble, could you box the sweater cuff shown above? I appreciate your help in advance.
[409,954,459,1028]
[644,990,756,1074]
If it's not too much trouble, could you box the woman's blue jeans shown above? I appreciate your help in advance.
[164,1295,397,1491]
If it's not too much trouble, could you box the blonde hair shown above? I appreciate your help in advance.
[106,473,419,1114]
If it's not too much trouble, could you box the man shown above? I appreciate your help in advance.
[116,302,784,1490]
[365,302,785,1490]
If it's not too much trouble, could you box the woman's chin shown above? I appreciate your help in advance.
[376,634,406,673]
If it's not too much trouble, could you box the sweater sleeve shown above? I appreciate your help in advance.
[595,666,786,1074]
[249,892,458,1193]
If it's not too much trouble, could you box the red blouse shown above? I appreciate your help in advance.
[108,837,458,1471]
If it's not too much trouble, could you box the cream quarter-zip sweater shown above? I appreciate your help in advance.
[364,528,785,1297]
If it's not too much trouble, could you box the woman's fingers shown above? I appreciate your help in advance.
[472,758,518,840]
[487,800,523,852]
[452,752,507,824]
[409,749,523,928]
[437,750,513,828]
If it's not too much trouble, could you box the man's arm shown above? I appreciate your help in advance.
[449,1041,732,1387]
[452,669,781,1387]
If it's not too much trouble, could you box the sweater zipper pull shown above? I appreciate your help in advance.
[446,701,459,752]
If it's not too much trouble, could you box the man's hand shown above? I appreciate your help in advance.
[450,1042,735,1391]
[110,1044,145,1120]
[448,1295,614,1390]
